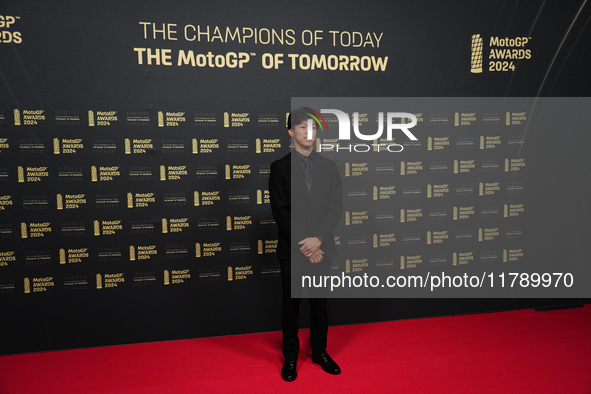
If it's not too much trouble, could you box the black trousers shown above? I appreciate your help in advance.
[279,258,329,359]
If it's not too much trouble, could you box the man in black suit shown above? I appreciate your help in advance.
[269,107,343,382]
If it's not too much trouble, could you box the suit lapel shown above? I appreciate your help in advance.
[308,159,317,202]
[290,152,311,202]
[308,153,323,202]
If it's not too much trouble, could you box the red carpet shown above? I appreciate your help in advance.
[1,306,590,393]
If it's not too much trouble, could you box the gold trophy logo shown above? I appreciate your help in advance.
[345,163,350,177]
[400,161,406,175]
[256,190,262,205]
[400,209,405,223]
[18,166,24,183]
[24,277,30,293]
[256,138,261,153]
[228,266,233,281]
[91,166,98,182]
[373,234,378,248]
[373,186,378,200]
[195,243,201,258]
[224,112,230,127]
[96,274,102,289]
[258,240,263,254]
[400,256,405,270]
[160,165,166,181]
[192,138,198,154]
[225,165,231,180]
[130,246,136,261]
[125,138,131,154]
[346,259,351,274]
[164,270,170,285]
[162,218,168,234]
[194,191,200,206]
[88,110,95,126]
[471,34,483,73]
[345,211,350,226]
[127,193,133,208]
[53,138,60,154]
[21,222,27,238]
[59,249,66,264]
[453,253,458,266]
[94,220,100,236]
[158,111,164,127]
[57,194,64,210]
[14,109,21,125]
[226,216,232,231]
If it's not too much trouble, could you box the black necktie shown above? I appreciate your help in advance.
[302,157,312,192]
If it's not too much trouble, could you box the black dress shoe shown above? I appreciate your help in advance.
[281,357,297,382]
[311,351,341,375]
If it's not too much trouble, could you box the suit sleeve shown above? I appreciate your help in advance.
[314,160,343,242]
[269,160,291,241]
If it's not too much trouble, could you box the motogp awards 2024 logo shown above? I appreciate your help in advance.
[471,34,532,73]
[0,15,22,44]
[302,107,418,153]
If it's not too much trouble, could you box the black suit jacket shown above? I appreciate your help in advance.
[269,151,343,261]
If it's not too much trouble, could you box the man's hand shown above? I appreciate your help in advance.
[298,237,322,258]
[307,249,324,264]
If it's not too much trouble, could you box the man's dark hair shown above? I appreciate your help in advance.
[287,107,315,129]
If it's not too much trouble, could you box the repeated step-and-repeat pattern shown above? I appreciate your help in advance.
[1,0,590,354]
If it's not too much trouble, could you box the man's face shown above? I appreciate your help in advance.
[289,119,317,151]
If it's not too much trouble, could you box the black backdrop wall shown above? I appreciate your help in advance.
[1,0,590,355]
